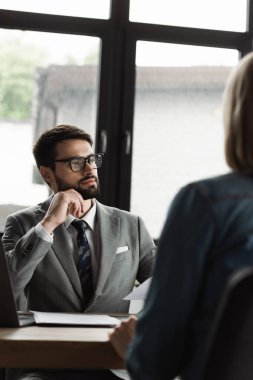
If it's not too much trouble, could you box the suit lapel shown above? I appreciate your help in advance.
[35,196,53,218]
[35,196,83,300]
[94,202,120,296]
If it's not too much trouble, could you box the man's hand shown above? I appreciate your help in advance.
[109,316,137,360]
[41,189,89,234]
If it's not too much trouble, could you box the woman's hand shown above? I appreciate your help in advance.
[109,315,137,359]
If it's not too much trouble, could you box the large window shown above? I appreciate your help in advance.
[131,42,238,237]
[0,28,100,211]
[0,0,110,19]
[0,0,253,237]
[130,0,247,31]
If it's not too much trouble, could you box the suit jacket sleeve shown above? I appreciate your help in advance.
[126,184,217,380]
[136,216,157,283]
[3,212,52,300]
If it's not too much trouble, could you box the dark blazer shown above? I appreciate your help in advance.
[126,172,253,380]
[3,198,156,313]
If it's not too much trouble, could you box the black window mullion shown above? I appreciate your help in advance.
[117,32,136,210]
[129,22,248,50]
[96,0,133,207]
[241,0,253,57]
[0,9,109,36]
[95,29,125,206]
[247,0,253,34]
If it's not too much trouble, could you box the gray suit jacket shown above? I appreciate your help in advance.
[3,198,156,313]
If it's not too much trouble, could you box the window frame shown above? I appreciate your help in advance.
[0,0,252,211]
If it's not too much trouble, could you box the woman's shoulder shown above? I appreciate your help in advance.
[183,171,253,200]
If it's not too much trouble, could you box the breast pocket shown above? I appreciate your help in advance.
[114,250,131,262]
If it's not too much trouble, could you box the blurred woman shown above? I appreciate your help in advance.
[109,51,253,380]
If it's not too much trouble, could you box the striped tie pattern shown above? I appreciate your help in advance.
[72,219,93,306]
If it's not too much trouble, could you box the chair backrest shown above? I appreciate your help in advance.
[199,266,253,380]
[0,370,5,380]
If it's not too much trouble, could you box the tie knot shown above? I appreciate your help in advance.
[72,219,87,234]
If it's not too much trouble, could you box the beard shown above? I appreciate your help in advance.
[54,174,100,200]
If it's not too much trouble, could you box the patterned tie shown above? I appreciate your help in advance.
[72,219,93,306]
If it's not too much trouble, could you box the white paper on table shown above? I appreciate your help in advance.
[123,277,152,300]
[110,369,131,380]
[30,311,120,327]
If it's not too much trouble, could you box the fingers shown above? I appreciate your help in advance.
[109,328,127,360]
[66,190,86,217]
[41,189,88,233]
[128,315,137,335]
[108,316,137,360]
[115,316,137,335]
[54,189,86,218]
[115,316,137,331]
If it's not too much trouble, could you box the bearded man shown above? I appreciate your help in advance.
[3,124,156,380]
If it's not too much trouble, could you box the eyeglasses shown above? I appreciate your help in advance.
[54,153,103,172]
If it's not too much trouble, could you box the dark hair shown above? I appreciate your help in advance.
[224,52,253,173]
[33,124,93,169]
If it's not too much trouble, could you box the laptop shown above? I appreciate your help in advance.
[0,239,35,326]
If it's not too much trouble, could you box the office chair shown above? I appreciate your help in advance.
[0,370,5,380]
[199,267,253,380]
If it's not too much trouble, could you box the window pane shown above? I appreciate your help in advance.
[130,0,247,32]
[0,29,100,230]
[131,42,238,238]
[0,0,110,19]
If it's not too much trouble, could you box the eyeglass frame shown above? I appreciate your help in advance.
[53,153,104,172]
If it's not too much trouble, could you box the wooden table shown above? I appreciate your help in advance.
[0,326,124,369]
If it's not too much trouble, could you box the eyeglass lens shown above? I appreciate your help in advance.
[70,154,102,172]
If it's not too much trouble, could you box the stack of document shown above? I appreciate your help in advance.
[30,311,120,327]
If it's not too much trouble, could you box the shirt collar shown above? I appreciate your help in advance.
[65,200,97,231]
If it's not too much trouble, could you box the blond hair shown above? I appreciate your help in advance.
[224,52,253,172]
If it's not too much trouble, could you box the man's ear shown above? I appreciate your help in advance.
[39,166,53,184]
